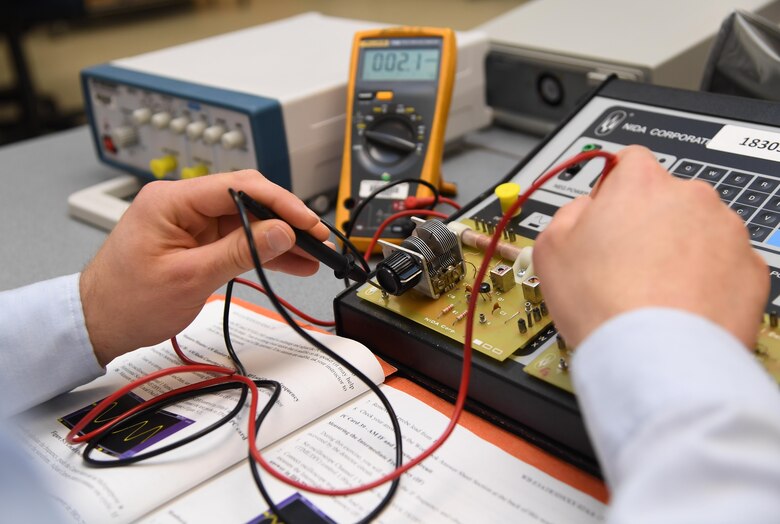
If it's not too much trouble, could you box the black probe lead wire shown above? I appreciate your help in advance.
[231,189,403,524]
[342,177,440,242]
[340,177,440,289]
[81,279,280,467]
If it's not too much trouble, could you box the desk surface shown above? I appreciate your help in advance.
[0,125,536,321]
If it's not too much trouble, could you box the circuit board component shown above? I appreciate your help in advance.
[524,313,780,394]
[359,218,553,360]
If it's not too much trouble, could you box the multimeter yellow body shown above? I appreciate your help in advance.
[335,27,456,252]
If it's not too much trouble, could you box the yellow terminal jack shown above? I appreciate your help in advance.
[149,155,178,179]
[335,26,457,253]
[181,164,209,179]
[495,182,521,216]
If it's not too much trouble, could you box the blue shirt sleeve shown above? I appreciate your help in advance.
[572,308,780,524]
[0,274,104,417]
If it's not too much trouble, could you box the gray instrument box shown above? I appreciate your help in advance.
[480,0,780,135]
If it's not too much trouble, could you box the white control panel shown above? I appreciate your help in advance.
[88,78,257,181]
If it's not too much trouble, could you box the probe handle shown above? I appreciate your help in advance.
[238,192,368,283]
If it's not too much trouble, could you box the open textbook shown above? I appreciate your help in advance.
[13,297,606,523]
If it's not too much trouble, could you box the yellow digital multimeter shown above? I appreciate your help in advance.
[335,27,456,252]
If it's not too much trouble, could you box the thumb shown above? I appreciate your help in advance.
[533,195,591,270]
[542,195,592,239]
[193,220,295,289]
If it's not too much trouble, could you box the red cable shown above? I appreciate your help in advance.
[404,195,461,210]
[242,149,617,495]
[233,277,335,328]
[68,150,616,497]
[363,209,449,262]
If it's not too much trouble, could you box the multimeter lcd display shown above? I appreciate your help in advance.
[361,49,440,81]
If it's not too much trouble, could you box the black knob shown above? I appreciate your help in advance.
[364,117,416,165]
[376,251,423,295]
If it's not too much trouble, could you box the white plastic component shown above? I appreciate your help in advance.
[112,126,138,148]
[169,116,190,134]
[151,111,171,129]
[67,175,142,231]
[512,246,535,284]
[186,121,207,140]
[221,129,246,150]
[132,107,151,125]
[203,125,225,145]
[446,221,470,240]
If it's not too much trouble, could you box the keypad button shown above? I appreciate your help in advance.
[715,184,741,202]
[767,196,780,212]
[697,166,727,182]
[765,229,780,249]
[731,203,758,221]
[752,210,780,228]
[736,190,770,207]
[722,171,753,187]
[747,223,772,242]
[748,176,780,194]
[673,161,703,177]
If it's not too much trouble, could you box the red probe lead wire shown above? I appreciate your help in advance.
[67,149,617,498]
[244,149,617,496]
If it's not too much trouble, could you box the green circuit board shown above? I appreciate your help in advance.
[525,313,780,394]
[357,219,553,361]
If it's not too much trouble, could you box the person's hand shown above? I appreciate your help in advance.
[80,170,328,367]
[533,146,769,348]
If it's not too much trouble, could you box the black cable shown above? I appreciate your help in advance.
[231,189,403,524]
[320,217,371,278]
[338,178,440,289]
[82,380,249,466]
[342,178,441,244]
[81,278,258,467]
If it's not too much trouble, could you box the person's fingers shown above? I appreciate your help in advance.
[262,252,321,276]
[595,145,668,199]
[181,218,298,290]
[533,195,591,283]
[539,195,591,241]
[151,170,321,232]
[209,213,330,247]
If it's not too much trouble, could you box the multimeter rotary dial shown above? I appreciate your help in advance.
[363,116,417,166]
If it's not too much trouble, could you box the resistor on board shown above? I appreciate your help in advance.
[453,311,468,324]
[438,304,455,318]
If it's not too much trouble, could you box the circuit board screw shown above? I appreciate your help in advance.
[479,313,487,324]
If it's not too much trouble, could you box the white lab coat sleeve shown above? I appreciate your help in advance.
[0,274,104,417]
[572,308,780,524]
